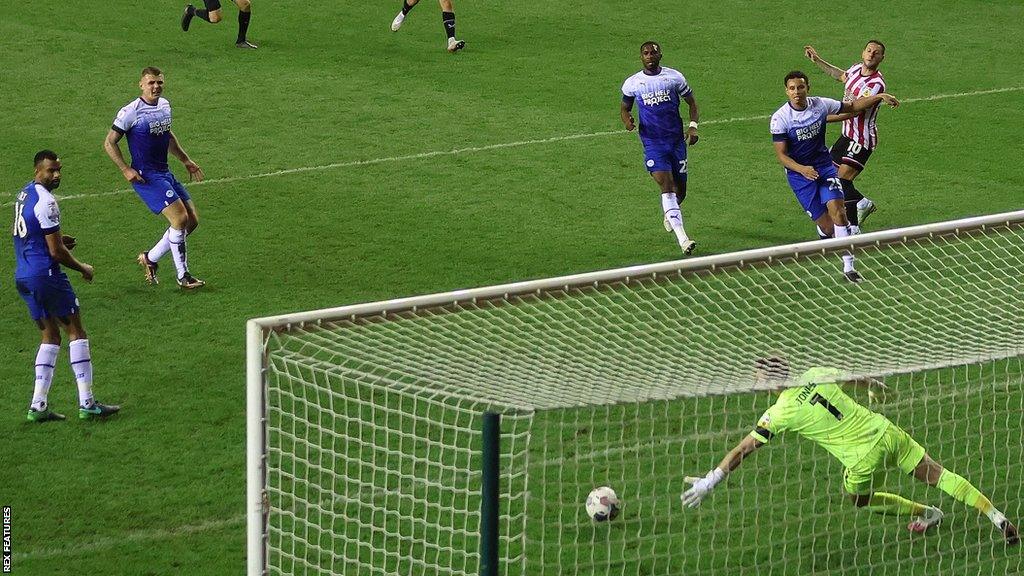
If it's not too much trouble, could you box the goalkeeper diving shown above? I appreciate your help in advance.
[682,357,1019,544]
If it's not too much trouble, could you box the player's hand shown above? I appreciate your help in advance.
[62,235,77,251]
[879,94,900,108]
[867,379,892,404]
[80,263,95,282]
[623,115,635,131]
[798,165,819,180]
[681,468,725,509]
[122,167,145,184]
[184,161,205,182]
[804,45,819,61]
[686,127,699,146]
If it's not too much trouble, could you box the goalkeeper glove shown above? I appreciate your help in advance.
[681,468,726,509]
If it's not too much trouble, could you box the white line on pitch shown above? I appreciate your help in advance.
[14,516,244,561]
[15,85,1024,206]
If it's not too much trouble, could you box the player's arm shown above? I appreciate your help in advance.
[683,94,699,145]
[168,131,205,182]
[827,111,858,123]
[620,96,636,131]
[44,231,93,281]
[681,435,764,508]
[839,93,900,115]
[773,139,819,180]
[803,45,847,82]
[103,129,144,184]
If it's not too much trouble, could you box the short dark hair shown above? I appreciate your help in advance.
[755,356,790,381]
[34,149,58,166]
[640,40,661,52]
[865,39,886,54]
[783,70,809,87]
[140,66,163,78]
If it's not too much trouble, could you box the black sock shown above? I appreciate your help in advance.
[237,10,251,43]
[195,8,212,22]
[401,0,414,15]
[839,178,862,226]
[442,11,456,39]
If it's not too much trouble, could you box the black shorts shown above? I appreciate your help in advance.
[830,135,874,171]
[204,0,222,10]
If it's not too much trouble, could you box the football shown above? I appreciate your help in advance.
[585,486,621,522]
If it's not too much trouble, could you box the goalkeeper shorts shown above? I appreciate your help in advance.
[843,422,926,496]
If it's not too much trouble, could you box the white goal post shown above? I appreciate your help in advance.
[248,210,1024,576]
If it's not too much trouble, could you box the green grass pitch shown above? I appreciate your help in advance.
[1,0,1023,574]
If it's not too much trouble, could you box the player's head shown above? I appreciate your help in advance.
[755,355,790,387]
[783,71,810,108]
[640,41,663,71]
[33,149,62,190]
[139,66,165,101]
[862,40,886,70]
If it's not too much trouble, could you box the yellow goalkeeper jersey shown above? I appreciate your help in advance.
[748,367,889,468]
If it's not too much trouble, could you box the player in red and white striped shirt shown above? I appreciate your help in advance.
[804,40,887,233]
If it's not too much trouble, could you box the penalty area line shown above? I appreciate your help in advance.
[13,515,244,561]
[24,85,1024,206]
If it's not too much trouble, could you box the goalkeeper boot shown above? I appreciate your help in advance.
[907,506,943,534]
[79,401,120,420]
[857,199,877,225]
[1001,520,1020,546]
[27,406,66,423]
[181,4,196,31]
[137,252,159,285]
[390,12,405,31]
[447,38,466,53]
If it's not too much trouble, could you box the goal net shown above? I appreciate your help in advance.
[247,211,1024,576]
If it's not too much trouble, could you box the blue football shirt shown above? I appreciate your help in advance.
[769,97,842,170]
[12,181,61,279]
[622,67,693,145]
[112,97,174,172]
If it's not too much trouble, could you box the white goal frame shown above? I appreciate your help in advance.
[246,209,1024,575]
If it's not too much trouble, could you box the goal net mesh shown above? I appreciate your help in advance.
[256,217,1024,575]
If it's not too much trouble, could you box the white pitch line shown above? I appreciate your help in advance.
[20,85,1021,207]
[14,515,244,561]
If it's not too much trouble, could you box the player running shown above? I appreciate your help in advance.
[103,67,206,290]
[804,41,888,232]
[681,357,1019,545]
[13,150,120,422]
[621,41,701,256]
[770,70,899,282]
[390,0,466,53]
[181,0,257,49]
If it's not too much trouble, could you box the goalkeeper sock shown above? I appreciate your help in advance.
[936,469,1007,526]
[866,492,928,516]
[661,193,689,243]
[70,339,94,408]
[31,343,61,411]
[195,8,212,22]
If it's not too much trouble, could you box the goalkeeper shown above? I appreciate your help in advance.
[682,356,1019,544]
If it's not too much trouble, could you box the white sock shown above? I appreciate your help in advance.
[833,224,855,272]
[70,339,94,408]
[148,228,172,262]
[850,225,861,235]
[167,227,188,279]
[31,343,61,411]
[661,193,689,244]
[857,197,873,210]
[988,508,1008,527]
